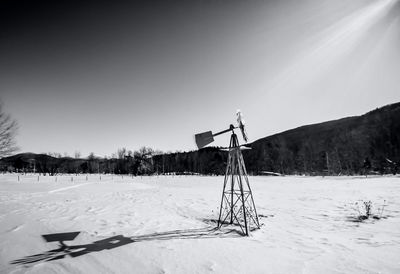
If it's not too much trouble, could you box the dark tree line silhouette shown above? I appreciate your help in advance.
[154,103,400,176]
[1,103,399,176]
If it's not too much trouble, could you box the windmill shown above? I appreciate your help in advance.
[195,110,260,236]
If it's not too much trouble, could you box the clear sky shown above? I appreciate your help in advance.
[1,0,399,157]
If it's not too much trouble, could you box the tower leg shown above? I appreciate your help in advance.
[237,154,248,235]
[230,158,234,224]
[217,154,231,228]
[239,151,260,228]
[217,132,260,236]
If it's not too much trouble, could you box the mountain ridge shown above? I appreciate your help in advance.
[1,102,399,175]
[245,102,400,174]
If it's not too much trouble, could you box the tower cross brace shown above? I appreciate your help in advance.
[217,132,260,236]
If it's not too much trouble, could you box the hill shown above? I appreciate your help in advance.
[0,153,87,175]
[244,102,400,174]
[1,102,399,175]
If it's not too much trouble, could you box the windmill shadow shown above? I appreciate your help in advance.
[11,227,240,266]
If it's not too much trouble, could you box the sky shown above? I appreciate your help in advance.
[1,0,399,157]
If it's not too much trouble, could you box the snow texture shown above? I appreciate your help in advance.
[1,174,399,273]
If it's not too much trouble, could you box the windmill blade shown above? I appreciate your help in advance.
[195,131,214,149]
[236,110,248,142]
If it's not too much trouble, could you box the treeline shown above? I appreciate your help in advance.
[0,147,157,175]
[0,147,228,175]
[1,103,399,176]
[244,102,400,175]
[155,103,400,176]
[0,147,231,176]
[152,147,228,175]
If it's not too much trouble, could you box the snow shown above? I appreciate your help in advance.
[1,174,399,273]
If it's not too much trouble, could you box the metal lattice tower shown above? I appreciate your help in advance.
[217,132,260,236]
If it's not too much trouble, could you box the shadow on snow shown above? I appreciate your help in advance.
[11,227,241,266]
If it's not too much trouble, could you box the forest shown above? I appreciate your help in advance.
[1,103,399,176]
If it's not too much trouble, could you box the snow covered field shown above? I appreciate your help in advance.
[1,174,399,274]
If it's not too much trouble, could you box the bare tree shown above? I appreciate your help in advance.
[117,147,127,159]
[0,102,18,158]
[47,152,62,158]
[74,151,81,159]
[135,146,154,174]
[87,152,97,174]
[87,152,96,160]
